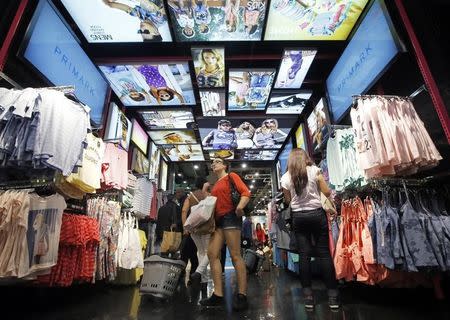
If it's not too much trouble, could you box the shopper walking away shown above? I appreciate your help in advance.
[182,177,212,288]
[155,194,179,254]
[281,148,340,310]
[200,158,251,311]
[177,188,199,284]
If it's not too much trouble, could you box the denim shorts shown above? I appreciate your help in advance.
[216,212,243,230]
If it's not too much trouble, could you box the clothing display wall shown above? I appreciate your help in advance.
[0,88,90,175]
[0,190,66,279]
[351,96,442,178]
[333,184,450,286]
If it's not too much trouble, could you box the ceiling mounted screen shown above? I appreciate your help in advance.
[326,0,404,122]
[167,0,268,41]
[228,69,275,111]
[61,0,172,42]
[264,0,368,40]
[139,110,195,130]
[274,49,317,89]
[148,130,197,145]
[192,47,225,88]
[266,91,311,115]
[198,117,293,150]
[162,144,205,162]
[200,90,226,117]
[99,63,195,106]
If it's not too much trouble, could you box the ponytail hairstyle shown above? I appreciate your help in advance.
[287,148,313,196]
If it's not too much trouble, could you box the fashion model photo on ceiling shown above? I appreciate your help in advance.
[266,91,312,114]
[209,149,235,160]
[200,90,226,116]
[148,130,197,145]
[307,98,330,152]
[61,0,172,42]
[264,0,368,40]
[161,144,205,161]
[99,63,195,106]
[274,50,317,89]
[199,118,289,150]
[138,110,195,129]
[228,70,275,111]
[239,149,279,161]
[167,0,267,41]
[192,47,225,88]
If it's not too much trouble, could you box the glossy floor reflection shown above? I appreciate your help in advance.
[2,267,450,320]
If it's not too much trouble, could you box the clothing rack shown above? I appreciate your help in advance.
[409,84,427,99]
[0,176,56,190]
[44,85,75,94]
[352,84,427,103]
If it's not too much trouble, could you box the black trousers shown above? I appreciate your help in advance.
[181,235,199,277]
[292,208,337,290]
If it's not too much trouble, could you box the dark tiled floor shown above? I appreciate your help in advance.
[2,268,450,320]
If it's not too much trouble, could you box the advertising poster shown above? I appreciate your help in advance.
[160,160,168,190]
[295,123,307,151]
[326,0,404,121]
[274,50,317,89]
[199,118,289,150]
[192,47,225,88]
[61,0,172,42]
[148,130,197,145]
[104,103,132,151]
[167,0,268,41]
[266,91,311,114]
[239,149,279,161]
[149,142,160,181]
[99,63,195,106]
[264,0,368,40]
[139,110,195,129]
[228,70,275,111]
[131,148,150,174]
[209,149,234,160]
[131,119,149,154]
[162,144,205,161]
[21,0,108,127]
[200,90,226,116]
[307,98,330,152]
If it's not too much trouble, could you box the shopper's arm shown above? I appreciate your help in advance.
[317,173,332,197]
[282,187,291,205]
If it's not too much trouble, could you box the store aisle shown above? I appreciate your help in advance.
[3,267,450,320]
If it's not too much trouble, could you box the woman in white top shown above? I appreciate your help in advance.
[280,148,339,310]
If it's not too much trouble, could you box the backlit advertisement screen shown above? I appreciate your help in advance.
[162,144,205,161]
[239,149,279,161]
[198,118,292,150]
[104,102,132,151]
[307,98,330,152]
[209,150,234,160]
[295,123,307,150]
[20,0,108,127]
[139,110,195,130]
[228,69,275,111]
[326,0,404,122]
[274,50,317,89]
[265,0,368,40]
[167,0,268,41]
[266,91,311,115]
[148,130,197,145]
[200,90,226,116]
[192,47,225,88]
[149,142,160,181]
[278,138,293,174]
[99,63,195,106]
[131,118,149,154]
[61,0,172,42]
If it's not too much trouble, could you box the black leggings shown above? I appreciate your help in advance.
[292,208,337,290]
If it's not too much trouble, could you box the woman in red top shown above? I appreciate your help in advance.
[254,223,266,245]
[200,158,251,311]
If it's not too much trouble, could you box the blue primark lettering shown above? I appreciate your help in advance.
[337,43,373,93]
[53,45,96,97]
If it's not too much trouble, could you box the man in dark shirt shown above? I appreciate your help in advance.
[242,214,253,249]
[155,194,179,253]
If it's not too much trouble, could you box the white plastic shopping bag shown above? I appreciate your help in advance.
[184,196,217,232]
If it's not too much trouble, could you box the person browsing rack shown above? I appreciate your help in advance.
[200,158,251,311]
[281,148,340,310]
